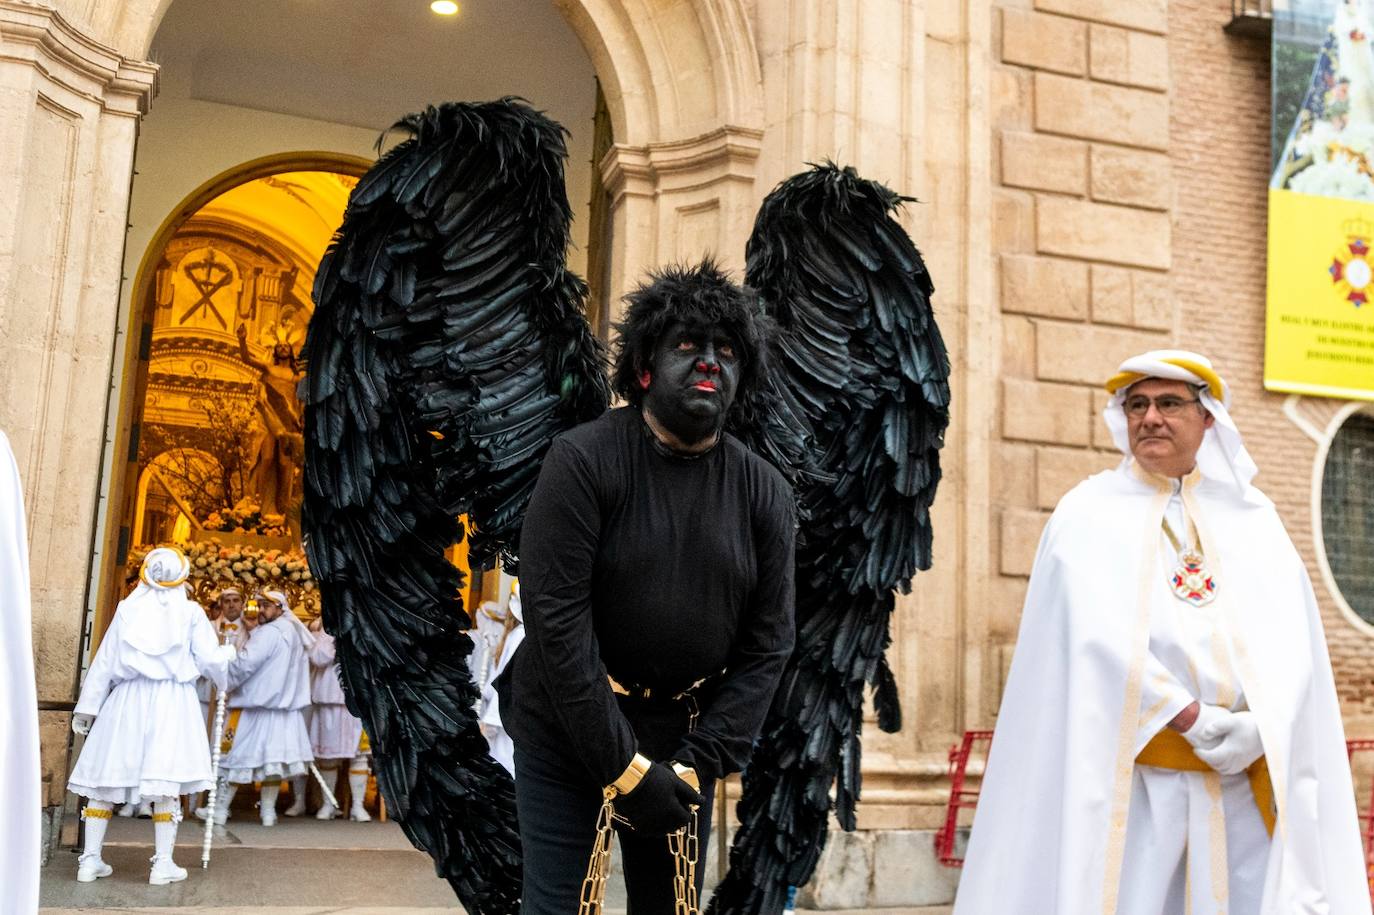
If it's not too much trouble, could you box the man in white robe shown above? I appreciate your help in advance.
[954,350,1370,915]
[210,589,312,826]
[0,430,40,908]
[197,588,248,727]
[68,547,234,885]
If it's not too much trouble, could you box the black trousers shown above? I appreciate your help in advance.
[514,694,715,915]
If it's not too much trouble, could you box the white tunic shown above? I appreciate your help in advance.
[0,431,39,913]
[306,631,366,759]
[1117,486,1270,915]
[68,592,231,803]
[221,614,313,782]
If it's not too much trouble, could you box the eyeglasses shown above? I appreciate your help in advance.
[1123,395,1202,417]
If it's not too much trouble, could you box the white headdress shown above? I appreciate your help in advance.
[1103,349,1260,498]
[121,547,195,656]
[262,588,313,649]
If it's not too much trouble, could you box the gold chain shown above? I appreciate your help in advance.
[669,806,701,915]
[578,790,702,915]
[578,789,619,915]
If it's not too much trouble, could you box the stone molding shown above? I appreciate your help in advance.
[596,125,763,309]
[0,1,156,115]
[599,125,764,204]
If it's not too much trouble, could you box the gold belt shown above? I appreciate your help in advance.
[1136,728,1276,837]
[220,708,243,754]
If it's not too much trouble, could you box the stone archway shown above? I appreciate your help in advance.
[9,0,772,854]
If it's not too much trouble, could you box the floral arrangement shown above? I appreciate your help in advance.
[202,498,290,538]
[128,538,320,617]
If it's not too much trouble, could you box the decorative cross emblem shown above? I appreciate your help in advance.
[180,249,233,328]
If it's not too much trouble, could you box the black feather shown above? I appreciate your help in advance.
[710,163,950,915]
[303,99,610,914]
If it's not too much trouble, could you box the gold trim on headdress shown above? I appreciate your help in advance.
[140,547,191,589]
[1105,357,1225,401]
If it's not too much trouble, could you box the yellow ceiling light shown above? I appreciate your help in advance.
[431,0,459,14]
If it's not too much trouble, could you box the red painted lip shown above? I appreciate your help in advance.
[692,381,717,392]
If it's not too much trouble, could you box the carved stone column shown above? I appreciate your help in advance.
[599,126,764,322]
[0,1,155,839]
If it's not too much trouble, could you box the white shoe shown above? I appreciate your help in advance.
[194,806,228,825]
[116,803,135,818]
[148,855,188,886]
[260,812,277,827]
[283,799,307,817]
[349,806,372,822]
[315,802,339,820]
[76,857,112,883]
[137,800,154,818]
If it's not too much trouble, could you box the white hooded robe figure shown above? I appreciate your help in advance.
[289,620,371,820]
[212,590,313,826]
[67,546,234,885]
[953,351,1370,915]
[0,431,40,908]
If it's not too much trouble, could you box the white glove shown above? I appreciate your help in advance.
[1180,703,1231,750]
[71,713,94,736]
[1194,710,1264,776]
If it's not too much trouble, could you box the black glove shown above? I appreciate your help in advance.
[613,761,703,835]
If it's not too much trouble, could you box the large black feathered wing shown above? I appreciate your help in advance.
[302,99,609,914]
[712,164,951,914]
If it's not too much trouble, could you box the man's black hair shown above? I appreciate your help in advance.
[611,259,770,415]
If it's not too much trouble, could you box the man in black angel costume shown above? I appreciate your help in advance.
[498,263,796,913]
[303,99,949,915]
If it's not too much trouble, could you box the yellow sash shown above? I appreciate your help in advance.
[358,729,370,754]
[220,708,243,754]
[1136,728,1276,837]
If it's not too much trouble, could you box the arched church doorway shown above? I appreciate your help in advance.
[97,154,369,642]
[105,155,407,825]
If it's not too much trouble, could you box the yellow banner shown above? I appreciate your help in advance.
[1266,189,1374,400]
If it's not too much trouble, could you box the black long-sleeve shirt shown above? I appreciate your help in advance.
[497,407,796,785]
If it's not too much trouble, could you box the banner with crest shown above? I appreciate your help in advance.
[1268,0,1374,399]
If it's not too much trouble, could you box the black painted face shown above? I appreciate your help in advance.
[642,319,741,445]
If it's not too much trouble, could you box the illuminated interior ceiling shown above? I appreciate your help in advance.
[151,0,596,136]
[197,171,355,274]
[143,170,353,430]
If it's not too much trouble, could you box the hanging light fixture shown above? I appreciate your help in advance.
[431,0,459,15]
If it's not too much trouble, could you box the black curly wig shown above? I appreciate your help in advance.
[611,260,770,415]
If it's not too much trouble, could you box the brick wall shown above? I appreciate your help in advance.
[990,0,1374,726]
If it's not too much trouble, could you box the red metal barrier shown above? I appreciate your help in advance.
[934,730,993,867]
[1347,740,1374,897]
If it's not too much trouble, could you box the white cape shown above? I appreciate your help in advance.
[954,464,1369,915]
[0,432,39,912]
